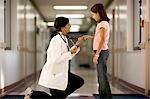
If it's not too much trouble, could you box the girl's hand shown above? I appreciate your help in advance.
[82,35,94,40]
[93,54,99,64]
[76,35,93,46]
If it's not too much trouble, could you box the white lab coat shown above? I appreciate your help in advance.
[38,34,79,90]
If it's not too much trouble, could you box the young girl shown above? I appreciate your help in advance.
[90,3,112,98]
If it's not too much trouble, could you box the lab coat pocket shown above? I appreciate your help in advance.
[53,73,62,78]
[52,73,64,83]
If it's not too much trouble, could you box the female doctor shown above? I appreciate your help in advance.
[38,17,84,98]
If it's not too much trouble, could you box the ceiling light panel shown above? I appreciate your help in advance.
[69,19,82,25]
[70,25,80,32]
[47,22,54,26]
[53,5,87,10]
[56,14,85,18]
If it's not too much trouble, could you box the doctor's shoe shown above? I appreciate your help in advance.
[24,87,33,99]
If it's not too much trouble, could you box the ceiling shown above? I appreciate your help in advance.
[31,0,108,33]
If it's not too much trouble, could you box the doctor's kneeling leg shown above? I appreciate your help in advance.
[49,72,84,98]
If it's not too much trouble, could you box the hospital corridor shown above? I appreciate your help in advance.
[0,0,150,99]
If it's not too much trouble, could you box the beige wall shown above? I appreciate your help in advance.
[107,0,146,89]
[0,0,4,43]
[0,0,50,89]
[0,0,6,89]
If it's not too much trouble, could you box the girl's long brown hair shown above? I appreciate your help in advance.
[91,3,110,23]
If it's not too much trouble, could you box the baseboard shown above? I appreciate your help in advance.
[0,71,40,96]
[119,79,150,96]
[109,75,150,96]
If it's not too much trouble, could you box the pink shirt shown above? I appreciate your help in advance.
[93,21,110,51]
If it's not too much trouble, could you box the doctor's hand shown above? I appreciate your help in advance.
[75,37,84,47]
[75,35,94,47]
[70,46,77,54]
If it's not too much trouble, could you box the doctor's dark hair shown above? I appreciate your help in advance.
[91,3,110,23]
[54,17,69,31]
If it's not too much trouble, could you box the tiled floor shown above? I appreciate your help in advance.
[19,67,129,97]
[6,60,138,98]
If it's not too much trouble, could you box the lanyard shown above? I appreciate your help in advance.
[58,33,70,51]
[58,33,71,72]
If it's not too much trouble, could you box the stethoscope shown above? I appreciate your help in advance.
[58,32,76,50]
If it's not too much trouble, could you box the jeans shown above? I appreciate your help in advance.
[95,50,112,98]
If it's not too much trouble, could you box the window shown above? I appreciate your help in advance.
[133,0,142,50]
[4,0,11,50]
